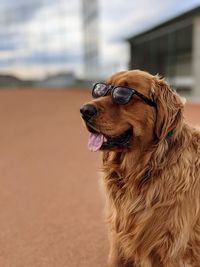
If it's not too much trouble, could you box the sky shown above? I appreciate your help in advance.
[0,0,199,79]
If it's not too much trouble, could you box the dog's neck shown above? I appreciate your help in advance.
[102,146,153,187]
[102,122,190,190]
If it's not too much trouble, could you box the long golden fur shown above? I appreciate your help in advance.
[81,70,200,266]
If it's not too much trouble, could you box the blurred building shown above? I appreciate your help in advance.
[127,6,200,99]
[33,72,75,88]
[82,0,99,80]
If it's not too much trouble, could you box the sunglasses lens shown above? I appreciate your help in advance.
[92,83,108,98]
[112,87,133,104]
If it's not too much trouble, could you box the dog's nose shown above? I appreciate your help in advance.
[80,104,97,121]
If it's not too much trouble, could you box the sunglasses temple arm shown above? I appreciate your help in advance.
[135,91,156,107]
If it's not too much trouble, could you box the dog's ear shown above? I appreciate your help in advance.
[152,75,185,140]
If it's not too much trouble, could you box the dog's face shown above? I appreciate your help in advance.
[80,70,184,152]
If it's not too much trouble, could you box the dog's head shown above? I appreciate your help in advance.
[80,70,185,152]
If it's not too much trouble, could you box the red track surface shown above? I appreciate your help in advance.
[0,89,199,267]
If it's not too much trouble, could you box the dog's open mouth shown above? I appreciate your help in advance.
[86,123,133,152]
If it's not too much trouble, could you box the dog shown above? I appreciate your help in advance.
[80,70,200,266]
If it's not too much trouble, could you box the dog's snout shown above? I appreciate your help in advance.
[80,104,97,121]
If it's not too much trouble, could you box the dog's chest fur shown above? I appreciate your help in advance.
[102,141,200,265]
[103,154,157,260]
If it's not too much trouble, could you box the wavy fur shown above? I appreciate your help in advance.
[83,70,200,266]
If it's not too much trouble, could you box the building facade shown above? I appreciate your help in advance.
[128,6,200,99]
[82,0,99,80]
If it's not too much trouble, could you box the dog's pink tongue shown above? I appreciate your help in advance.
[88,133,105,152]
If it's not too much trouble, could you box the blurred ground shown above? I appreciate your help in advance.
[0,89,199,267]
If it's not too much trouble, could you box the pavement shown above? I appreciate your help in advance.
[0,88,199,267]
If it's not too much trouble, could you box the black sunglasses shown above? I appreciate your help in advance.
[92,83,156,107]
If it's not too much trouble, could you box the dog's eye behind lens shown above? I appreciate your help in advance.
[113,87,132,104]
[93,84,108,98]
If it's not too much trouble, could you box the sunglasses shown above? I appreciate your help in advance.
[92,83,156,107]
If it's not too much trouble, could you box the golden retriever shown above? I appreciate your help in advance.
[80,70,200,267]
